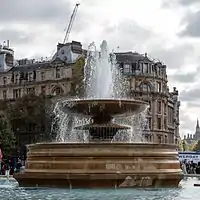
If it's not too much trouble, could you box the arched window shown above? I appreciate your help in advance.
[52,86,64,96]
[140,83,151,92]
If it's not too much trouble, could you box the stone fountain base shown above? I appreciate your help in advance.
[14,143,182,188]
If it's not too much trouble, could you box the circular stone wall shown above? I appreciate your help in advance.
[14,143,182,188]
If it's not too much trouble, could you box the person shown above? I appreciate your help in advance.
[15,159,22,173]
[181,160,187,174]
[5,162,10,177]
[1,162,6,175]
[196,162,200,174]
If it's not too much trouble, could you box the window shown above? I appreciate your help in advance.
[3,90,7,99]
[13,89,21,99]
[27,87,35,95]
[141,83,151,92]
[157,101,162,113]
[56,67,61,78]
[143,63,148,73]
[164,135,168,144]
[41,86,46,94]
[131,63,137,73]
[33,71,36,80]
[148,101,151,112]
[168,106,174,125]
[148,118,152,129]
[164,102,167,114]
[123,64,130,74]
[157,117,162,129]
[28,72,33,81]
[164,118,167,130]
[41,72,45,81]
[15,74,19,84]
[158,135,162,143]
[52,87,63,96]
[157,82,161,92]
[3,77,7,85]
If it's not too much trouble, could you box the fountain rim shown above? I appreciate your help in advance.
[27,142,178,149]
[62,98,149,117]
[63,98,148,105]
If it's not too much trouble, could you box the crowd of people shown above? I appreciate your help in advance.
[0,157,24,175]
[180,160,200,174]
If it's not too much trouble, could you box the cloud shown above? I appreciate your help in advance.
[169,65,200,84]
[0,28,34,44]
[0,0,72,24]
[180,88,200,102]
[170,72,197,83]
[178,0,200,6]
[149,44,194,69]
[162,0,200,8]
[100,20,154,51]
[180,111,196,135]
[179,11,200,37]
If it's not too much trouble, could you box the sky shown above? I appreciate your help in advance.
[0,0,200,137]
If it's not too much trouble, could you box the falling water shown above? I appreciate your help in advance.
[52,40,148,143]
[52,101,91,143]
[112,107,149,143]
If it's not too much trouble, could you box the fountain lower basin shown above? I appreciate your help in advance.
[14,143,182,188]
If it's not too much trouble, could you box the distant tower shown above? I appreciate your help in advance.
[194,118,200,140]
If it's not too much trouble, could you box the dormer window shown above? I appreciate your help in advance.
[61,49,65,54]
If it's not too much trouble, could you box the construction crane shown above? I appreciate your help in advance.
[63,3,80,44]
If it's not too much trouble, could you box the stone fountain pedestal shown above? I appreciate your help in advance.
[14,143,181,188]
[14,99,182,188]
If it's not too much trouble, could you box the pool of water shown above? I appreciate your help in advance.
[0,178,199,200]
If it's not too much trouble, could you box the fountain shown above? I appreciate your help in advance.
[14,41,182,188]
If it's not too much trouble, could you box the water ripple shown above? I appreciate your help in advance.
[0,179,200,200]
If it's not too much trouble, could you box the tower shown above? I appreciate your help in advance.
[194,118,200,140]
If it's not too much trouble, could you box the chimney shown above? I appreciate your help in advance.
[7,40,10,48]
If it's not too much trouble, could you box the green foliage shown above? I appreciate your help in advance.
[71,57,85,97]
[193,140,200,151]
[180,139,191,151]
[0,118,16,158]
[6,94,53,145]
[178,140,184,151]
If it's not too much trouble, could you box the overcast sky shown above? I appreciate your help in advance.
[0,0,200,137]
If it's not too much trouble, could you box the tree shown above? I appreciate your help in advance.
[70,57,85,97]
[193,140,200,151]
[6,94,53,148]
[181,139,191,151]
[0,118,16,158]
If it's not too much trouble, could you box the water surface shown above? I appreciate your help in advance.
[0,178,199,200]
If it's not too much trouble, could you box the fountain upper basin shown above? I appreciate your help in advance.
[62,99,148,118]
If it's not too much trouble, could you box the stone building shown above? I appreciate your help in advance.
[115,52,180,144]
[0,41,84,100]
[0,41,180,145]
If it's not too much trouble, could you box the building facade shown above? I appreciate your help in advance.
[115,52,180,144]
[0,41,84,99]
[0,41,180,144]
